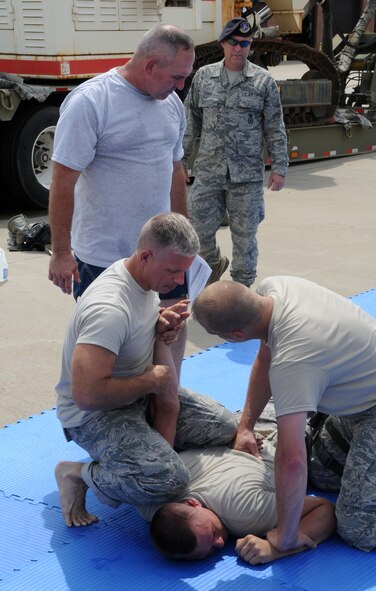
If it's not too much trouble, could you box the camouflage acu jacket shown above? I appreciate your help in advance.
[183,59,288,183]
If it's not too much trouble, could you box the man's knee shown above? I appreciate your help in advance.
[211,408,238,444]
[86,452,191,508]
[175,388,237,448]
[134,460,191,505]
[336,506,376,552]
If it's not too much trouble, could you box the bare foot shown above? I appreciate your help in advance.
[55,461,99,527]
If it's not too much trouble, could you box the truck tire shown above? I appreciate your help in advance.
[0,105,59,210]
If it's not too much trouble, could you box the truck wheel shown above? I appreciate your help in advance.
[0,105,59,209]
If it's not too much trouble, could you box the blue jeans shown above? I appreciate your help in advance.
[73,256,188,301]
[73,257,105,300]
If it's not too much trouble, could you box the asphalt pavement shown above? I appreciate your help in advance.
[1,151,375,427]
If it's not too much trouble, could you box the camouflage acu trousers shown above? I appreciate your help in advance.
[308,407,376,551]
[66,387,237,509]
[188,176,265,286]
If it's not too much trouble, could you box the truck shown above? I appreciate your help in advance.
[0,0,375,209]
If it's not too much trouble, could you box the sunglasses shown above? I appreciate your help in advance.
[226,38,252,47]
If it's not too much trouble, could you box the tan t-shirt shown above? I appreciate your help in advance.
[56,260,159,428]
[139,441,277,538]
[257,276,376,417]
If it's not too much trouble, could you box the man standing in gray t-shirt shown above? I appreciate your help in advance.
[48,24,196,379]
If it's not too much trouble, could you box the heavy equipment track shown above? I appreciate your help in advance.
[193,38,340,125]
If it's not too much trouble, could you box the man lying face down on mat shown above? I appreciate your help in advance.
[138,425,336,565]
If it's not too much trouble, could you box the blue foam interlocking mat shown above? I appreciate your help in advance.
[1,289,376,590]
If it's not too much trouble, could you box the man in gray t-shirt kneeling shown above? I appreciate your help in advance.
[54,213,237,528]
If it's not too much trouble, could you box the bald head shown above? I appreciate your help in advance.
[192,281,264,335]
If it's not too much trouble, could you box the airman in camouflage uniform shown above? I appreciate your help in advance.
[183,18,288,286]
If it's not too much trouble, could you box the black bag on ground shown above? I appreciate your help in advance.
[7,214,51,251]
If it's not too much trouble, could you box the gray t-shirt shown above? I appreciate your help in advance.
[257,276,376,417]
[52,68,185,267]
[139,442,278,538]
[56,259,160,428]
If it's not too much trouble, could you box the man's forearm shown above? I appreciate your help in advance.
[236,534,312,566]
[232,343,272,455]
[48,167,81,293]
[72,367,170,411]
[49,187,74,253]
[49,163,80,253]
[151,402,179,447]
[182,83,201,166]
[240,347,272,430]
[236,497,335,566]
[150,340,179,446]
[170,161,188,217]
[272,446,308,550]
[71,342,174,410]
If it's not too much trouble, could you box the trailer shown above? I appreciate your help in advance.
[0,0,375,209]
[284,121,376,162]
[187,118,376,177]
[0,0,224,209]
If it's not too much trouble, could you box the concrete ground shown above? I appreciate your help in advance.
[1,61,375,427]
[1,151,375,427]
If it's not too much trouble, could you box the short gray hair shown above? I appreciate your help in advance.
[137,212,200,256]
[136,24,195,62]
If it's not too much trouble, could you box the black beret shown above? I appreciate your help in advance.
[218,18,253,42]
